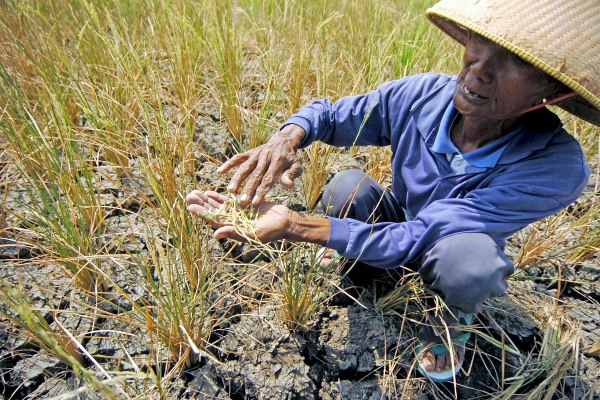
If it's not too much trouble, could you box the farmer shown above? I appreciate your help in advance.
[187,0,598,382]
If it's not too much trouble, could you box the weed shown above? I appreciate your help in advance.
[0,0,597,398]
[277,244,334,331]
[300,142,338,210]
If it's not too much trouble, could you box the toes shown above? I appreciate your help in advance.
[443,346,465,370]
[420,349,437,373]
[435,352,446,372]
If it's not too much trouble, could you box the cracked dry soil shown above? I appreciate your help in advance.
[0,112,599,399]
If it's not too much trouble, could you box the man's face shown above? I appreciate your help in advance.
[453,33,560,122]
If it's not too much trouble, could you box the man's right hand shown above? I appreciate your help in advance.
[217,124,305,206]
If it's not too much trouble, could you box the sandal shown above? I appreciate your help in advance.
[415,311,474,382]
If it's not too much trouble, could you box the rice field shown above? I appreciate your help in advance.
[0,0,598,398]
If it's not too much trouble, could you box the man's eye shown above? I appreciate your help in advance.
[510,53,530,67]
[476,35,492,44]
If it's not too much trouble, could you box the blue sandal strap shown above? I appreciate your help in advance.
[415,313,475,382]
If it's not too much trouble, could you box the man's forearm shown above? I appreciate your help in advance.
[285,211,330,246]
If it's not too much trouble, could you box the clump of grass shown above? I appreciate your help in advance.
[0,280,120,399]
[277,244,333,331]
[245,74,283,151]
[375,271,427,315]
[300,142,338,210]
[207,1,245,153]
[516,194,599,269]
[565,194,599,264]
[0,64,109,294]
[494,310,581,399]
[136,156,236,370]
[135,232,222,369]
[364,146,393,188]
[286,40,314,115]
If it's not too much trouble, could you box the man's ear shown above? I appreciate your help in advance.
[550,80,572,98]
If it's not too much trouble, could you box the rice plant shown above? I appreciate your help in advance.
[0,0,597,398]
[207,0,245,153]
[0,280,123,399]
[364,146,393,188]
[1,62,109,293]
[516,193,599,269]
[300,142,338,210]
[490,308,581,399]
[277,244,333,331]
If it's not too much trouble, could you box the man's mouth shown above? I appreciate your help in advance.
[463,84,489,100]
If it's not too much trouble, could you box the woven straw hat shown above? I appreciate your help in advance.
[426,0,600,126]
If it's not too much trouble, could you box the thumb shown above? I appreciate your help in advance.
[214,226,238,240]
[281,162,302,189]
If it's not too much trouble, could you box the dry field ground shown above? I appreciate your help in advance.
[0,0,598,399]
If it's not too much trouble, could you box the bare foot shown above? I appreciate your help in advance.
[419,343,465,373]
[417,310,474,376]
[318,248,343,271]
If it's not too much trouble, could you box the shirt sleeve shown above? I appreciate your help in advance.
[282,73,449,148]
[326,138,590,268]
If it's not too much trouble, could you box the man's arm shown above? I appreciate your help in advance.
[325,149,590,268]
[215,74,448,207]
[216,80,409,206]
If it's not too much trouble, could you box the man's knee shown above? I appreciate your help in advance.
[321,169,370,217]
[418,233,515,313]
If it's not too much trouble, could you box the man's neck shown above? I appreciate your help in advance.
[451,115,519,153]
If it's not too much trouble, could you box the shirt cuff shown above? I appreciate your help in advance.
[281,116,313,148]
[325,217,350,254]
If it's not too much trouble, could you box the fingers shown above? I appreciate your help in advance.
[217,153,248,176]
[218,136,300,205]
[239,156,269,206]
[204,190,227,206]
[186,190,228,228]
[280,161,302,189]
[186,190,207,210]
[249,158,302,205]
[187,190,256,241]
[186,190,223,210]
[214,226,243,241]
[251,162,279,206]
[225,153,259,195]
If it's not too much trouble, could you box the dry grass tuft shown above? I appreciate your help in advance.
[0,0,597,398]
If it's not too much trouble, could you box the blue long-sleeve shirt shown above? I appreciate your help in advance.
[284,73,590,268]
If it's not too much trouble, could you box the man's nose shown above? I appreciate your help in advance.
[468,48,498,84]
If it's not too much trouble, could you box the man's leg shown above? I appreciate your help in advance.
[321,169,404,223]
[418,233,514,314]
[320,169,405,282]
[416,233,514,374]
[322,172,515,307]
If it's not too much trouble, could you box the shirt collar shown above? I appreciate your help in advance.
[431,100,460,155]
[410,76,565,166]
[432,100,521,168]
